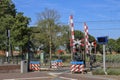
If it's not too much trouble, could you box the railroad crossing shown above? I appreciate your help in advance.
[1,70,118,80]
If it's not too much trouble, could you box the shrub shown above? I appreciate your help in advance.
[95,54,120,63]
[96,55,102,62]
[92,68,105,75]
[107,68,120,75]
[52,54,71,62]
[106,54,120,63]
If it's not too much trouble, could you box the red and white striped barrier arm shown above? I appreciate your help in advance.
[69,15,76,53]
[84,23,89,54]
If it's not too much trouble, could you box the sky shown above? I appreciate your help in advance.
[12,0,120,39]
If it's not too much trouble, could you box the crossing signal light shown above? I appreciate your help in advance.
[93,41,97,47]
[91,40,97,47]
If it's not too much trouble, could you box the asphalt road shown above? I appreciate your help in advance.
[0,70,119,80]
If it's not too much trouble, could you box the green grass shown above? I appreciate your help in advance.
[107,68,120,75]
[92,68,120,75]
[106,54,120,63]
[92,68,105,75]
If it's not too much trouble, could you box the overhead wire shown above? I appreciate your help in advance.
[61,19,120,30]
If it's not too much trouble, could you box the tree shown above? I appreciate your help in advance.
[32,8,61,54]
[74,30,95,42]
[0,0,16,17]
[116,38,120,53]
[34,8,62,68]
[57,25,70,49]
[108,38,116,54]
[11,12,31,51]
[74,30,84,39]
[0,15,15,50]
[37,8,60,24]
[0,0,31,55]
[0,0,16,50]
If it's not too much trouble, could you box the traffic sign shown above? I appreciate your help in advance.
[97,36,108,44]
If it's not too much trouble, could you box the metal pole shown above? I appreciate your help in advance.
[8,30,11,56]
[90,44,92,55]
[27,33,30,71]
[103,44,107,75]
[6,29,11,63]
[89,43,92,70]
[7,29,11,56]
[94,46,96,54]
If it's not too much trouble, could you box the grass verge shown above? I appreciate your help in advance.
[92,68,120,75]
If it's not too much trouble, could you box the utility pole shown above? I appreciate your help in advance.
[48,22,52,68]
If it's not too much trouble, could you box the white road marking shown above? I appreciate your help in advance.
[3,77,53,80]
[59,77,78,80]
[48,72,78,80]
[48,72,62,77]
[3,79,15,80]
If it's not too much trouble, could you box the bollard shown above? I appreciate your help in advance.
[21,60,28,73]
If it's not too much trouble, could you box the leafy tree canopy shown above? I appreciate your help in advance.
[0,0,31,52]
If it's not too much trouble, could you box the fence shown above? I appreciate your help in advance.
[91,54,120,69]
[0,56,21,64]
[0,52,120,72]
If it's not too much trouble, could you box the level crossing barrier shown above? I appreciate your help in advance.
[29,61,40,71]
[51,59,63,69]
[70,61,84,73]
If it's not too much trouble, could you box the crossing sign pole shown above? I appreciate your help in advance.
[97,36,108,75]
[103,44,106,74]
